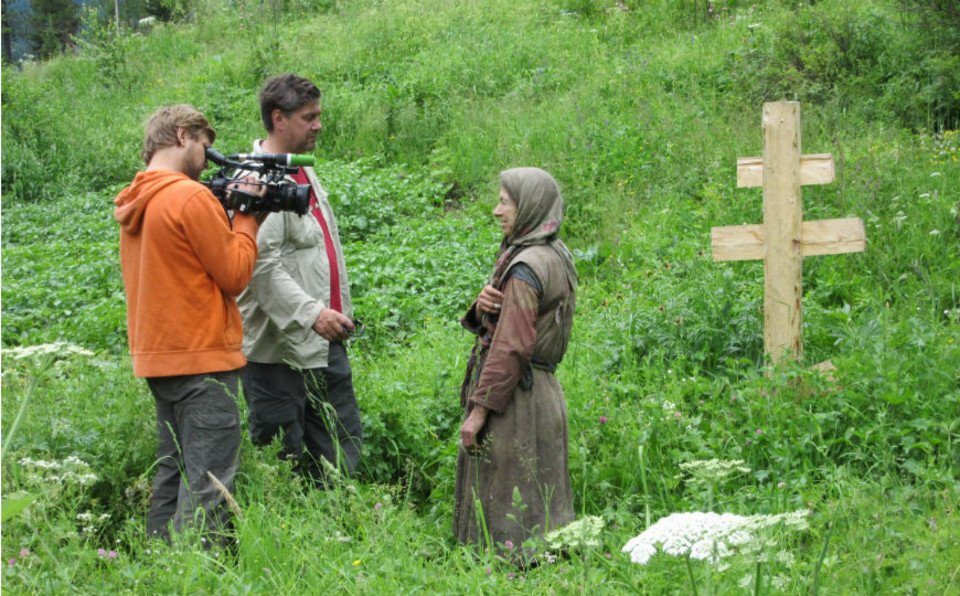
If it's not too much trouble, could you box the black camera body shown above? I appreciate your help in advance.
[203,148,312,216]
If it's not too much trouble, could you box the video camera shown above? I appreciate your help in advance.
[203,148,313,216]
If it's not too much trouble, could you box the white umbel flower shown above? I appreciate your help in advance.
[545,515,604,550]
[622,510,810,565]
[679,459,750,478]
[5,342,94,360]
[19,455,98,486]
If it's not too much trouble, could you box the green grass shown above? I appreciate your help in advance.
[2,0,959,592]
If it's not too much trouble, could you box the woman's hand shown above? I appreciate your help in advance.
[475,285,503,315]
[460,405,489,451]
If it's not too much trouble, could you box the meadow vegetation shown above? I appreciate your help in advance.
[2,0,958,592]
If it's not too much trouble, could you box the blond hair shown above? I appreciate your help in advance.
[141,104,216,164]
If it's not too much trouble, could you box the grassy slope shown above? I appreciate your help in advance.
[2,0,959,592]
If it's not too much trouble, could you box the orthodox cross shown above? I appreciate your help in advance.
[711,101,866,363]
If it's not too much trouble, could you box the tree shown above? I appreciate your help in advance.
[29,0,80,58]
[2,0,13,63]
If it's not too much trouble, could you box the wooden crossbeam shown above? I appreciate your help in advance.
[710,101,866,364]
[711,217,866,261]
[736,153,835,188]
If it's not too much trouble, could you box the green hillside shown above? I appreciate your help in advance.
[2,0,958,592]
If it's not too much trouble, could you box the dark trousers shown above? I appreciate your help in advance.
[145,370,241,542]
[241,342,363,480]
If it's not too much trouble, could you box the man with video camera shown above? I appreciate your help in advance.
[238,74,363,484]
[114,104,263,542]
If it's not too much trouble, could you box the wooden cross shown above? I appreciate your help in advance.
[711,101,866,363]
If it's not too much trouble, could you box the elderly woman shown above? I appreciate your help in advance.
[453,167,577,559]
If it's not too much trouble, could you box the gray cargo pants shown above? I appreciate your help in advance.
[145,370,241,542]
[242,342,362,482]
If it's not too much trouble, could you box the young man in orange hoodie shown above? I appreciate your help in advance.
[114,104,261,543]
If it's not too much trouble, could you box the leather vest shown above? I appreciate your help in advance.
[503,244,576,369]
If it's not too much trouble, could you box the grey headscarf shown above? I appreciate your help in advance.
[492,167,577,290]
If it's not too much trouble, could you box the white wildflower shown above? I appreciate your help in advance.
[624,541,657,564]
[18,455,98,487]
[76,473,98,486]
[545,515,604,550]
[680,459,751,483]
[621,510,810,566]
[775,550,795,566]
[77,511,111,535]
[893,211,907,230]
[19,457,60,470]
[5,342,94,361]
[771,574,788,590]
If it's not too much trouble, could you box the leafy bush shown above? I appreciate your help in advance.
[725,3,891,105]
[724,0,960,131]
[1,192,128,350]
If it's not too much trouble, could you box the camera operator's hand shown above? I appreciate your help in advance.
[228,176,269,225]
[312,308,355,342]
[227,175,264,196]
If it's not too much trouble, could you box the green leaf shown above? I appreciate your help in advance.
[1,494,36,523]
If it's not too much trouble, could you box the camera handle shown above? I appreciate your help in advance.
[225,189,261,213]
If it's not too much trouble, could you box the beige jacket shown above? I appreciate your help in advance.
[237,141,352,369]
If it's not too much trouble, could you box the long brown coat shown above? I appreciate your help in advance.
[454,244,576,556]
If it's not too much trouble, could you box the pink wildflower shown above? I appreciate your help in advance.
[97,548,107,558]
[7,558,15,567]
[19,548,29,558]
[755,428,763,435]
[673,411,682,419]
[108,550,118,560]
[599,415,608,425]
[504,539,514,550]
[374,502,382,511]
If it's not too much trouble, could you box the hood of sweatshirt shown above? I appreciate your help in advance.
[114,170,193,235]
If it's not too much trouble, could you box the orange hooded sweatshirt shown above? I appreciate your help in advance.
[114,169,259,378]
